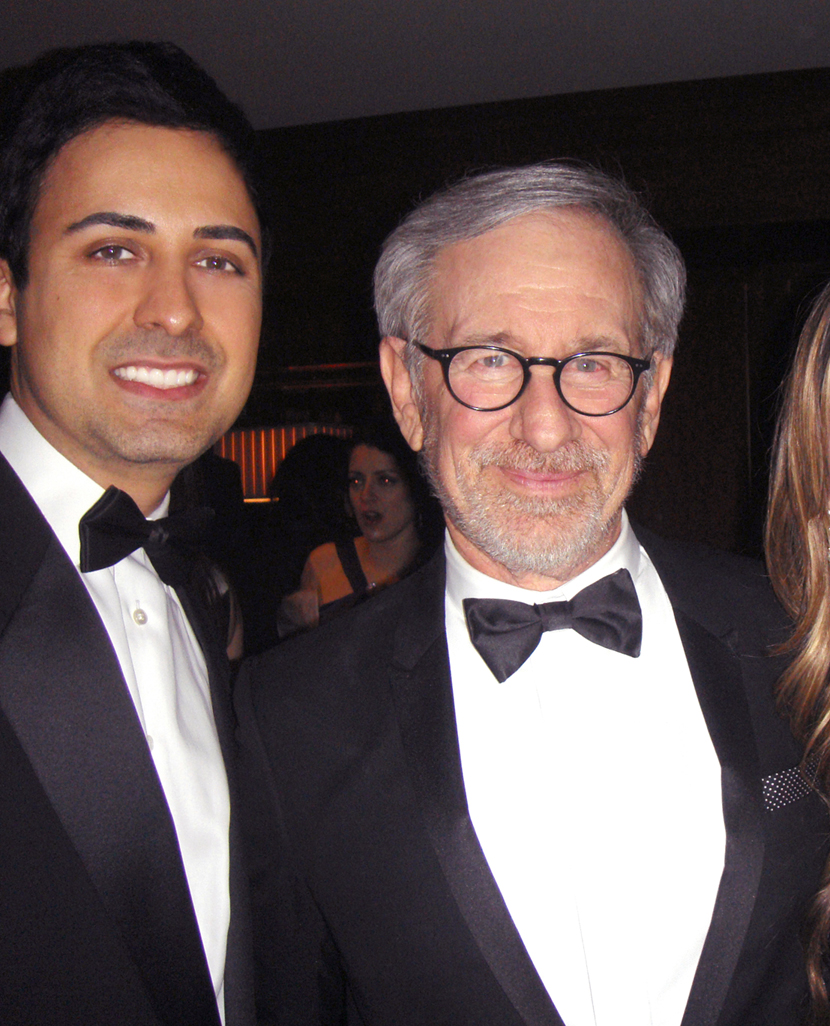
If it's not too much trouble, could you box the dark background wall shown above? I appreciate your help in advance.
[244,67,830,557]
[2,67,828,556]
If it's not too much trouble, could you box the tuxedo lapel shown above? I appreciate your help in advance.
[177,584,255,1026]
[0,459,220,1026]
[390,555,564,1026]
[674,612,765,1026]
[638,531,770,1026]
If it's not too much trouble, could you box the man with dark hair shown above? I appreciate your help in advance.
[0,42,264,1025]
[239,163,830,1025]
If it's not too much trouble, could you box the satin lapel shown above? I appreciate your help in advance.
[674,611,765,1026]
[0,460,220,1026]
[177,585,255,1026]
[390,555,564,1026]
[0,456,49,637]
[638,530,768,1026]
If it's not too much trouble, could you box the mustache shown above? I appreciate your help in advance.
[101,331,220,369]
[469,440,610,475]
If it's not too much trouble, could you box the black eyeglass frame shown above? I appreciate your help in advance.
[414,342,652,416]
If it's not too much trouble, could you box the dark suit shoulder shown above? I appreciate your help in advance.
[634,524,788,643]
[237,556,448,819]
[246,552,443,700]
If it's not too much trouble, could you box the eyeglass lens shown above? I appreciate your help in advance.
[447,349,636,414]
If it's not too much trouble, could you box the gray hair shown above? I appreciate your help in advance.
[373,161,686,367]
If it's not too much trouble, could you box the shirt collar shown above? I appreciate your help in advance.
[445,510,641,610]
[0,393,169,568]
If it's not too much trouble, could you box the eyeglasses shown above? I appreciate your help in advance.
[415,343,651,416]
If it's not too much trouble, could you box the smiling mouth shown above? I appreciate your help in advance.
[499,466,585,490]
[113,365,200,389]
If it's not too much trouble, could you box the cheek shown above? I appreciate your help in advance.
[433,405,474,462]
[203,287,261,354]
[439,410,499,477]
[51,273,131,336]
[217,328,260,398]
[596,422,642,496]
[589,406,639,454]
[230,343,259,389]
[379,486,401,510]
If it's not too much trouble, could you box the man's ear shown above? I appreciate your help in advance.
[0,260,19,349]
[638,353,673,457]
[379,336,424,451]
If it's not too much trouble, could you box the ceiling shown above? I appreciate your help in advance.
[3,0,829,129]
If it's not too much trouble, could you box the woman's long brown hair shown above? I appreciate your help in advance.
[766,281,830,1018]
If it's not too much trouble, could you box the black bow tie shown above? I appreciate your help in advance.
[463,568,642,683]
[79,486,213,587]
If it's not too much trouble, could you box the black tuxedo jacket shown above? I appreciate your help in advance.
[0,455,255,1026]
[238,528,830,1026]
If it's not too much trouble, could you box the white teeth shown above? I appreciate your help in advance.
[114,366,199,389]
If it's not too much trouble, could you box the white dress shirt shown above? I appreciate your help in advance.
[445,514,725,1026]
[0,394,230,1023]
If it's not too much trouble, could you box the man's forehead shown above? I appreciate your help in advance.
[434,208,627,275]
[426,208,641,341]
[34,120,257,233]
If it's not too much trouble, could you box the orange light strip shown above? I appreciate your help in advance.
[216,423,351,499]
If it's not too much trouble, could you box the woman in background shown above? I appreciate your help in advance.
[279,420,441,634]
[766,280,830,1019]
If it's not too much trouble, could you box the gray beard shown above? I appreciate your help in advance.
[420,424,642,581]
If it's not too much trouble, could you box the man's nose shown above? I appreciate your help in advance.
[133,262,204,336]
[508,366,581,451]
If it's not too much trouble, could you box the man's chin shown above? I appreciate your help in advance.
[447,501,618,581]
[90,422,216,469]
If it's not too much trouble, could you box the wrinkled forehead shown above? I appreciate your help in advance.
[426,209,643,347]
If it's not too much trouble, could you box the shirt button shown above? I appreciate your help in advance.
[133,607,148,625]
[146,734,154,751]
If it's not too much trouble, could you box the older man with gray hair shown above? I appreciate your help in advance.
[238,162,827,1026]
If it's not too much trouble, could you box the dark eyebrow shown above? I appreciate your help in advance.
[63,214,258,260]
[65,212,155,235]
[194,225,258,260]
